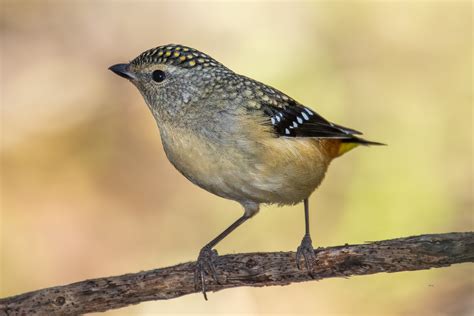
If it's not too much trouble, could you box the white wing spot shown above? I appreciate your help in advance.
[276,115,281,122]
[293,121,298,128]
[297,117,303,124]
[302,112,309,120]
[305,109,314,116]
[285,128,290,135]
[271,117,275,125]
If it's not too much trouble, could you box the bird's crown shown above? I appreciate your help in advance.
[131,44,223,70]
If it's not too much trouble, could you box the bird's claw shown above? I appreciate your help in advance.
[296,234,317,276]
[194,246,219,300]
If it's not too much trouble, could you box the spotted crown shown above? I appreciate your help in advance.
[131,44,224,69]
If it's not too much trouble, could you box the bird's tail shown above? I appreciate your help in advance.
[337,137,385,156]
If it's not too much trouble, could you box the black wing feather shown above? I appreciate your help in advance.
[239,75,383,145]
[261,101,358,139]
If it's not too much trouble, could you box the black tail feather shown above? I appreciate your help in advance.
[342,137,386,146]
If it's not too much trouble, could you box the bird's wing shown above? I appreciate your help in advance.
[259,99,363,139]
[240,77,362,139]
[239,76,384,145]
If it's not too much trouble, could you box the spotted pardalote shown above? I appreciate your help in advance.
[109,44,383,299]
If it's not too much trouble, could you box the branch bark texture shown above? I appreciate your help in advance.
[1,232,473,315]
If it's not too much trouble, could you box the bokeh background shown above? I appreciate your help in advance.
[1,1,472,315]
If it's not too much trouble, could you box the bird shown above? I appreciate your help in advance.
[109,44,383,299]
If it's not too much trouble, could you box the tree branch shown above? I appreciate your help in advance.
[1,232,473,315]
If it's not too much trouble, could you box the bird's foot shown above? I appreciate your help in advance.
[296,234,317,276]
[194,246,219,300]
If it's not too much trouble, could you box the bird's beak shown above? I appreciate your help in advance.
[108,63,136,80]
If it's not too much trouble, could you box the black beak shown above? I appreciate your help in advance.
[108,63,136,80]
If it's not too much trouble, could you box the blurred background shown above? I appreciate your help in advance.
[1,1,472,315]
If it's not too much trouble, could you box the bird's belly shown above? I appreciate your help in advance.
[160,125,336,206]
[242,137,333,205]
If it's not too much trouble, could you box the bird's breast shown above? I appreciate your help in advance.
[158,122,338,206]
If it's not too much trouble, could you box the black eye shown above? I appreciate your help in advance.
[152,70,166,82]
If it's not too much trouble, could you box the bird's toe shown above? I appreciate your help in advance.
[194,246,220,300]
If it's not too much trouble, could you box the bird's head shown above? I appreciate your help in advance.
[109,44,231,122]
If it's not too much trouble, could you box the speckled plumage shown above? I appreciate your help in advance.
[130,44,378,142]
[110,44,382,299]
[131,44,223,69]
[124,44,379,209]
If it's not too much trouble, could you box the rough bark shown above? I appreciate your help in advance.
[1,232,473,315]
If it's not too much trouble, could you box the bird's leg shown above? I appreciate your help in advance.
[194,214,250,300]
[296,198,317,274]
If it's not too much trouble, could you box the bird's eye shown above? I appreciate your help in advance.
[152,70,166,82]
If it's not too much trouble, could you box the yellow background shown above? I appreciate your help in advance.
[1,1,472,315]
